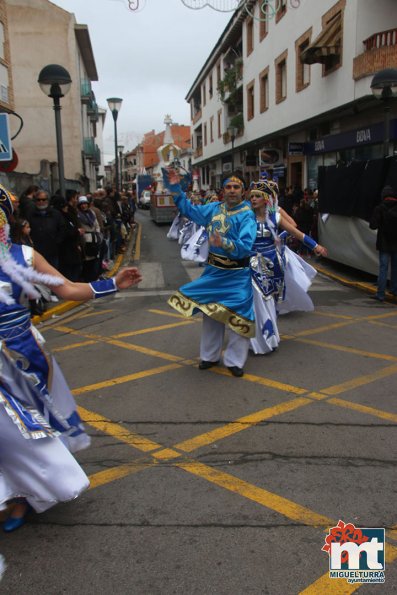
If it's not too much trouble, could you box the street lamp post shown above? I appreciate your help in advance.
[118,144,124,191]
[227,126,238,173]
[107,97,123,192]
[370,68,397,157]
[38,64,72,198]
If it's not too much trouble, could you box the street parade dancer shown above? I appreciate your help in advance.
[248,178,327,354]
[164,169,256,377]
[0,185,142,532]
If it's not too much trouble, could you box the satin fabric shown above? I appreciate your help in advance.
[0,244,89,512]
[168,189,257,337]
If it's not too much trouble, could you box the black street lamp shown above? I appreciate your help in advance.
[118,144,124,190]
[370,68,397,157]
[38,64,72,198]
[227,125,238,173]
[107,97,123,191]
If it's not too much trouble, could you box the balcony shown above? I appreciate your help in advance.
[87,99,99,122]
[83,137,96,159]
[80,79,92,103]
[94,144,101,165]
[353,28,397,80]
[194,146,203,158]
[192,109,202,125]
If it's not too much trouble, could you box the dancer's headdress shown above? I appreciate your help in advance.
[223,175,245,188]
[0,184,63,305]
[249,179,279,205]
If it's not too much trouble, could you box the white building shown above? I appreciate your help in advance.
[186,0,397,274]
[6,0,104,193]
[187,0,397,190]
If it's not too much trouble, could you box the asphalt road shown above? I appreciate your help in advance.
[1,208,397,595]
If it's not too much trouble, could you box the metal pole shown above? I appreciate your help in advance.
[383,100,391,158]
[53,95,66,198]
[231,136,235,173]
[113,113,119,192]
[119,149,123,190]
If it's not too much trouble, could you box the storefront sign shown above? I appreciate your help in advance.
[305,119,397,154]
[288,142,305,155]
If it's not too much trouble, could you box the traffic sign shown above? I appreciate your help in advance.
[0,114,12,161]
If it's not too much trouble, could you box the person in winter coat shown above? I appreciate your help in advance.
[369,185,397,301]
[27,190,66,269]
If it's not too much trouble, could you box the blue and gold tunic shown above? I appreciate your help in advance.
[250,215,285,302]
[168,188,257,338]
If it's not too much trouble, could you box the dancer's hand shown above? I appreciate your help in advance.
[314,244,327,257]
[115,267,142,289]
[209,230,223,247]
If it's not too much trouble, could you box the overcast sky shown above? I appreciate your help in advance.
[51,0,232,162]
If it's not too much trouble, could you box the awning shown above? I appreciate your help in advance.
[301,12,342,65]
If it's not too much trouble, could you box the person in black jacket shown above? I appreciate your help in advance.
[27,190,66,269]
[52,194,83,281]
[369,185,397,301]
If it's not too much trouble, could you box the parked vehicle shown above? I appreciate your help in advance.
[138,190,151,209]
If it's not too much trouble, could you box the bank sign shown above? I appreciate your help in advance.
[306,119,397,154]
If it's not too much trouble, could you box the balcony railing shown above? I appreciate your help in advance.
[80,80,92,103]
[363,28,397,51]
[83,137,96,159]
[192,109,202,125]
[194,146,203,158]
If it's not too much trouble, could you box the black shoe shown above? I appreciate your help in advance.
[227,366,244,377]
[198,360,219,370]
[371,295,384,302]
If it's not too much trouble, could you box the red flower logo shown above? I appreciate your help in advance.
[322,520,369,564]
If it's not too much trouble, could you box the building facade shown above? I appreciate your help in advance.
[4,0,104,194]
[187,0,397,193]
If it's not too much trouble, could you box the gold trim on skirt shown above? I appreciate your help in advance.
[168,291,255,338]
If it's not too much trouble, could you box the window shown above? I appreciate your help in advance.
[295,29,312,92]
[0,63,8,103]
[247,80,255,120]
[276,0,287,23]
[217,109,222,138]
[209,73,213,99]
[0,23,4,60]
[202,83,206,106]
[275,51,288,103]
[246,18,253,56]
[210,116,214,143]
[204,122,207,146]
[259,1,268,40]
[216,62,221,86]
[259,67,269,113]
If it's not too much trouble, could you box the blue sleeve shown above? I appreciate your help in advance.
[222,211,257,259]
[171,185,215,227]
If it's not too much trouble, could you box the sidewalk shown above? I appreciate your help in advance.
[311,256,397,304]
[31,225,140,325]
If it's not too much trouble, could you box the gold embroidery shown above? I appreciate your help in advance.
[168,291,255,338]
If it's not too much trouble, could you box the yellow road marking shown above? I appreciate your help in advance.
[365,310,397,320]
[79,309,115,319]
[152,448,182,460]
[134,222,141,260]
[328,397,397,423]
[313,311,355,320]
[300,542,397,594]
[292,320,356,337]
[175,460,333,526]
[292,337,397,362]
[307,392,329,400]
[148,308,190,319]
[212,367,308,394]
[321,363,397,395]
[53,325,184,362]
[78,405,163,452]
[369,320,397,329]
[52,340,98,352]
[112,320,195,338]
[72,363,182,395]
[89,460,155,489]
[174,398,312,453]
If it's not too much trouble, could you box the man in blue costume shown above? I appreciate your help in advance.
[164,169,257,377]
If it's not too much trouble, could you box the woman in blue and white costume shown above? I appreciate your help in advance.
[0,185,142,531]
[248,179,327,354]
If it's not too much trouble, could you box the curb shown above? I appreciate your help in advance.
[312,260,397,305]
[31,225,140,325]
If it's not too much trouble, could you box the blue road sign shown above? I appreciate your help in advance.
[0,114,12,161]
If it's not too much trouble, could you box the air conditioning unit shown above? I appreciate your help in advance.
[222,162,232,172]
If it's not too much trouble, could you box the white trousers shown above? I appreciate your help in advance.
[200,314,250,368]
